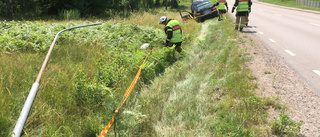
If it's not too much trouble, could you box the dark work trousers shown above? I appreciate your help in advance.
[218,9,227,20]
[168,42,182,53]
[235,12,248,30]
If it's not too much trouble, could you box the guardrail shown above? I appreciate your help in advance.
[296,0,320,8]
[12,23,102,137]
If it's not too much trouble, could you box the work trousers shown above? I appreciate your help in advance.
[246,13,250,25]
[218,10,227,20]
[167,42,182,53]
[235,15,246,29]
[235,12,248,30]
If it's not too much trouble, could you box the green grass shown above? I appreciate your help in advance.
[115,17,285,136]
[0,7,198,136]
[0,20,171,136]
[59,9,81,20]
[1,5,300,136]
[271,110,303,136]
[259,0,320,11]
[0,39,106,136]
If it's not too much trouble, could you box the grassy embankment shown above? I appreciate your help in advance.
[1,2,299,137]
[0,8,199,136]
[117,16,287,136]
[259,0,320,11]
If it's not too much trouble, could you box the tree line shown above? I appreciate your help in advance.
[1,0,180,20]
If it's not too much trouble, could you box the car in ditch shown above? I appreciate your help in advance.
[180,0,219,22]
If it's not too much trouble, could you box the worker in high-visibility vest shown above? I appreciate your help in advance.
[232,0,252,31]
[214,0,229,21]
[159,16,183,53]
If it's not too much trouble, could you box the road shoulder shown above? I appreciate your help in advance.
[243,32,320,136]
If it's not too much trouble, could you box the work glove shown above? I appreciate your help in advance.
[231,8,235,13]
[163,41,171,47]
[163,41,167,46]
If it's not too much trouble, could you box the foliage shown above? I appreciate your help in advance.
[0,20,169,53]
[0,19,189,136]
[271,110,303,136]
[58,9,81,20]
[0,5,303,137]
[119,17,281,136]
[0,0,182,20]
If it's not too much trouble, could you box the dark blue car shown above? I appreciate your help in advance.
[180,0,219,22]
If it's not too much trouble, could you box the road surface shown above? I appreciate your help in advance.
[226,0,320,95]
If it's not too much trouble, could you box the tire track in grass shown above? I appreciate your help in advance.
[153,19,218,136]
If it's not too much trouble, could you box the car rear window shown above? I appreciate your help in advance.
[196,2,213,12]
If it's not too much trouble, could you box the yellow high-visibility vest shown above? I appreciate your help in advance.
[165,20,182,43]
[218,0,226,10]
[237,0,249,12]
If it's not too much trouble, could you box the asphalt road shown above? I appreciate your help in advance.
[226,0,320,95]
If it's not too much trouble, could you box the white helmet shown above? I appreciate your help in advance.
[159,16,167,24]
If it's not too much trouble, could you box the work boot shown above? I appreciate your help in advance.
[175,46,182,53]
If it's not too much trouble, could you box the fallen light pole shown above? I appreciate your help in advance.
[12,23,102,137]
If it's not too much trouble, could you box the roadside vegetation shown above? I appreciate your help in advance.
[0,5,197,136]
[117,17,289,136]
[259,0,320,11]
[0,0,303,136]
[0,0,180,20]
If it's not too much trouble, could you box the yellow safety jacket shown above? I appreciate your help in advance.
[218,0,226,10]
[237,0,249,12]
[165,20,182,43]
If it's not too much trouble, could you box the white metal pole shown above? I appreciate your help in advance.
[12,23,102,137]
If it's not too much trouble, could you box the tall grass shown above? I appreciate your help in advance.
[116,9,201,40]
[0,7,198,136]
[0,39,105,136]
[58,9,81,20]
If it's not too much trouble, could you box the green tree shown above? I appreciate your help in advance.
[5,0,14,20]
[0,0,178,20]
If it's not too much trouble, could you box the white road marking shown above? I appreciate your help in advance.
[269,39,276,43]
[259,31,264,34]
[313,70,320,76]
[309,22,320,27]
[285,50,296,56]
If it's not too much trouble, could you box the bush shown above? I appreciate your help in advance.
[271,110,303,136]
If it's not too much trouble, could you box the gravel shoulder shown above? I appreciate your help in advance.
[243,32,320,136]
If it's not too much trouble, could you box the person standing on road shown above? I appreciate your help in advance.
[246,7,251,26]
[232,0,252,31]
[159,16,183,53]
[214,0,229,21]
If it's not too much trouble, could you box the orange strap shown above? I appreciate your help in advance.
[98,49,154,137]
